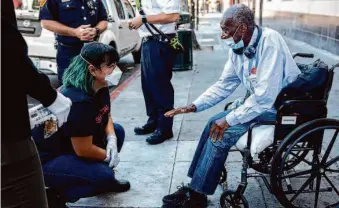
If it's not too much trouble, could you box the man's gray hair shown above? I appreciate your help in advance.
[232,4,255,27]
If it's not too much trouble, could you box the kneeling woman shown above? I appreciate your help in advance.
[33,42,130,207]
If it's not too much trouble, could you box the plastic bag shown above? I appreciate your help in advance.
[235,125,275,157]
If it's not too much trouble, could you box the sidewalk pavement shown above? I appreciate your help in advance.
[70,19,339,207]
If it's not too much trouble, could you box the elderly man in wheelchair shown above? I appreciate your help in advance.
[162,4,339,208]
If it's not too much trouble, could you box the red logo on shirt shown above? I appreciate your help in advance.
[251,67,257,75]
[96,105,109,123]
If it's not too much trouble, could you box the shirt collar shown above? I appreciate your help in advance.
[248,27,258,46]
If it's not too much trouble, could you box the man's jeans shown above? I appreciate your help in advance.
[188,110,276,195]
[42,123,125,201]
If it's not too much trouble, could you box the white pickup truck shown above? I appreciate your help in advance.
[16,0,142,74]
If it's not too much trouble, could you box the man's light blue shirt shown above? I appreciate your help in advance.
[192,27,301,126]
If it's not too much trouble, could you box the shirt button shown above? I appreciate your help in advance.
[84,17,87,20]
[81,6,84,9]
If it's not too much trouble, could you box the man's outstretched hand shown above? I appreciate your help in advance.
[164,104,197,117]
[209,118,229,142]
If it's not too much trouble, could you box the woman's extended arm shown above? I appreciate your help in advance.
[71,136,106,161]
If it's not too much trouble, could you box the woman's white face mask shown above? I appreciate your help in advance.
[105,65,122,86]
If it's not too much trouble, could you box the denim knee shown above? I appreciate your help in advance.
[113,123,125,152]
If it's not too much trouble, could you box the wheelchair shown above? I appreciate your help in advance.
[218,53,339,208]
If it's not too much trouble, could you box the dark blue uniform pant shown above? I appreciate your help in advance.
[41,123,125,201]
[56,44,83,83]
[141,39,177,132]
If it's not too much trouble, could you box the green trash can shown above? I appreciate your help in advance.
[173,29,193,71]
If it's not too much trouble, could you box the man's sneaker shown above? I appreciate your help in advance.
[134,124,156,135]
[146,130,173,145]
[162,183,207,208]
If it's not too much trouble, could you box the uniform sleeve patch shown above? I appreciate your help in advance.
[39,0,47,7]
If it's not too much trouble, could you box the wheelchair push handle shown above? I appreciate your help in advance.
[329,63,339,71]
[293,53,314,59]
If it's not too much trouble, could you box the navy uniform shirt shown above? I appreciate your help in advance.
[40,0,108,45]
[32,86,111,163]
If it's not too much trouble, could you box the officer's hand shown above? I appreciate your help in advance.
[129,16,142,30]
[164,104,196,117]
[209,119,229,142]
[82,28,96,41]
[73,25,91,40]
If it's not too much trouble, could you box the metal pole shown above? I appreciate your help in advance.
[196,0,199,30]
[191,0,195,29]
[252,0,256,14]
[259,0,263,26]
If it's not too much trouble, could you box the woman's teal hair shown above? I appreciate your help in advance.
[62,56,95,94]
[62,42,119,94]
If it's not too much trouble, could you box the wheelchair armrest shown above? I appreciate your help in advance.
[246,121,277,150]
[292,53,314,59]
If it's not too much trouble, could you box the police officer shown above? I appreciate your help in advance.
[129,0,181,145]
[39,0,108,83]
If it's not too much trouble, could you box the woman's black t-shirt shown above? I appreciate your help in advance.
[33,86,111,163]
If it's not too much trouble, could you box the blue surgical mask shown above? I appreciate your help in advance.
[230,26,245,55]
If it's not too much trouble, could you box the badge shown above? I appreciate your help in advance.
[39,0,47,7]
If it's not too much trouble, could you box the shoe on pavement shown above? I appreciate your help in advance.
[111,179,131,193]
[162,183,207,208]
[134,124,156,135]
[146,130,173,145]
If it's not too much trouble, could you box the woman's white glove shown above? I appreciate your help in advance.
[47,92,72,127]
[104,134,119,168]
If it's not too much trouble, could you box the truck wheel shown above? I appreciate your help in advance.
[132,47,141,64]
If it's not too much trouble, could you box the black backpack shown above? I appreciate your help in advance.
[274,59,329,109]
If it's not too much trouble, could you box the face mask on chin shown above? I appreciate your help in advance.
[230,25,245,55]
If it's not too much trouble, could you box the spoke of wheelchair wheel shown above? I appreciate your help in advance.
[314,173,322,208]
[321,130,338,164]
[290,174,317,203]
[280,169,313,179]
[325,168,339,173]
[289,151,312,165]
[323,173,339,196]
[325,156,339,168]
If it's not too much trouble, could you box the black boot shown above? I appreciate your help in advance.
[134,124,157,135]
[111,179,131,193]
[46,188,69,208]
[146,130,173,145]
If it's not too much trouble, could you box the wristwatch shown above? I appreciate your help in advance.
[141,15,147,24]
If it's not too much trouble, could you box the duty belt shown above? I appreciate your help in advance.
[143,34,176,43]
[57,42,85,48]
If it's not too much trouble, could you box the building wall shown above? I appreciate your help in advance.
[253,0,339,55]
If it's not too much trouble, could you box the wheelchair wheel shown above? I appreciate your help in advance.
[270,119,339,208]
[220,190,249,208]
